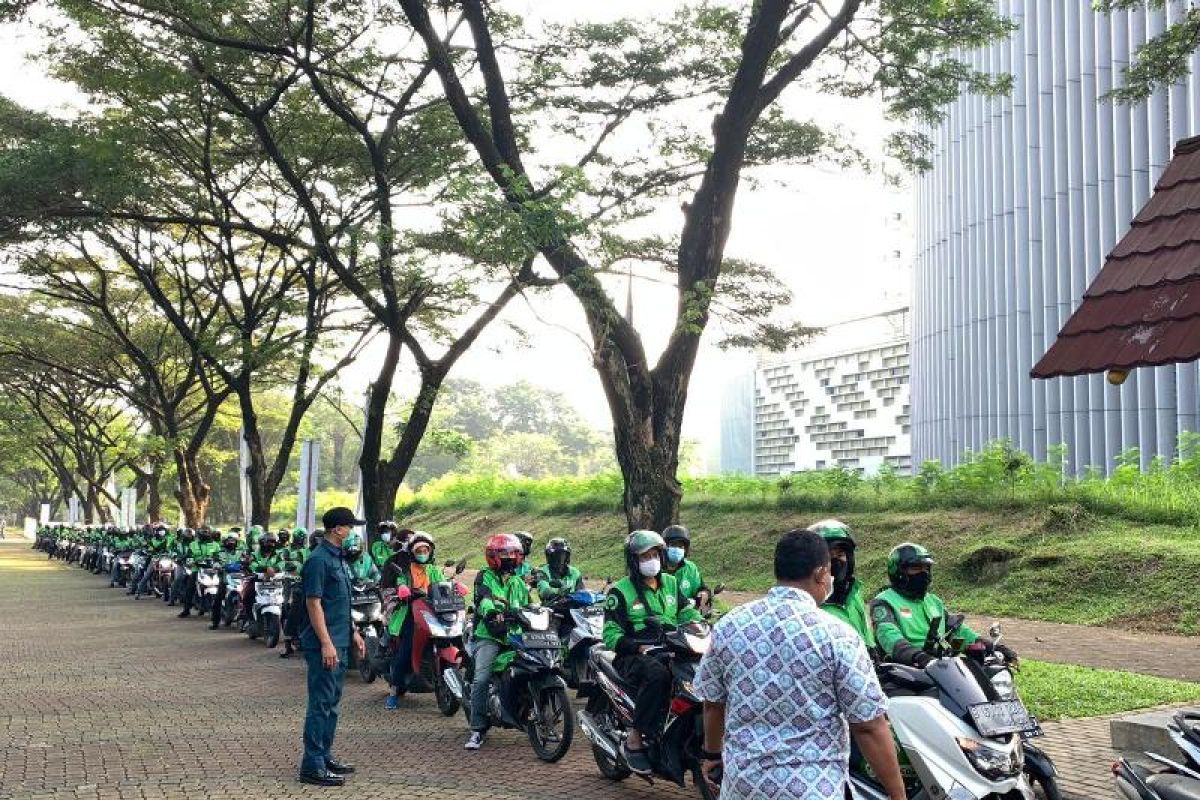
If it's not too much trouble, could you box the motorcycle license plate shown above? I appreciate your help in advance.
[968,699,1039,737]
[522,631,560,649]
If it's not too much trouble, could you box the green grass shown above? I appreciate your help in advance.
[397,504,1200,636]
[1017,660,1200,720]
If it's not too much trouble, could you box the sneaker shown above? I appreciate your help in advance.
[385,695,400,711]
[622,742,652,776]
[177,609,191,618]
[464,731,485,751]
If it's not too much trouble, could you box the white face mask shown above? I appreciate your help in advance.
[638,558,661,578]
[821,569,835,603]
[380,533,392,543]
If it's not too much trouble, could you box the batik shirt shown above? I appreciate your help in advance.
[695,586,888,800]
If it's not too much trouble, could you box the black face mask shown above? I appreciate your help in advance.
[829,559,852,604]
[222,543,237,552]
[499,557,518,573]
[897,571,932,599]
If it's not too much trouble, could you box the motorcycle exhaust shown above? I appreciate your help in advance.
[442,668,464,701]
[578,710,621,761]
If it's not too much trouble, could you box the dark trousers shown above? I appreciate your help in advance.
[181,572,198,611]
[211,576,230,626]
[616,653,672,737]
[300,647,347,774]
[389,613,415,693]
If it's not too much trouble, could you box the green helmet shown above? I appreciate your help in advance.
[248,525,264,538]
[886,542,934,580]
[807,519,855,548]
[293,526,307,537]
[625,529,666,579]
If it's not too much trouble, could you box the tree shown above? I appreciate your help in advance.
[397,0,1013,529]
[1097,1,1200,102]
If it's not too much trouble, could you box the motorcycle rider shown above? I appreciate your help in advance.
[379,531,458,709]
[107,526,133,588]
[245,524,263,555]
[661,524,710,607]
[370,521,403,568]
[344,533,380,584]
[464,533,534,751]
[177,527,220,618]
[870,543,1018,667]
[240,530,284,622]
[535,538,584,603]
[210,531,248,629]
[132,524,171,599]
[168,527,195,606]
[280,529,319,660]
[513,531,535,581]
[809,519,875,648]
[603,530,704,776]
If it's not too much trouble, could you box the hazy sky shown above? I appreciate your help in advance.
[0,2,911,459]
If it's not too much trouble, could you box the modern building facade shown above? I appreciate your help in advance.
[720,310,912,477]
[913,1,1200,471]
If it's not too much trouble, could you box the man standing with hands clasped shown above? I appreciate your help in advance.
[297,507,366,787]
[695,528,907,800]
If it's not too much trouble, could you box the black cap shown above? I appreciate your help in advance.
[322,507,365,529]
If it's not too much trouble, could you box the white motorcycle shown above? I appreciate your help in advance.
[247,572,286,648]
[850,619,1058,800]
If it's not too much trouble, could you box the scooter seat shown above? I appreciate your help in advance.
[592,650,634,692]
[1148,773,1200,800]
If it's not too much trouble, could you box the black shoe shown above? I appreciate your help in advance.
[298,770,344,787]
[209,622,219,630]
[177,609,191,618]
[325,759,355,774]
[167,601,176,607]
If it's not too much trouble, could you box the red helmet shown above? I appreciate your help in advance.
[485,533,523,570]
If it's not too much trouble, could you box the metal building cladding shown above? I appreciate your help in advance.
[912,0,1200,472]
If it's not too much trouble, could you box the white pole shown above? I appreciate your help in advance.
[121,487,136,529]
[297,439,320,535]
[68,496,79,525]
[40,503,51,524]
[354,384,371,537]
[238,426,252,530]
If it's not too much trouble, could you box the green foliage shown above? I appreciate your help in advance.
[1016,660,1200,720]
[1096,1,1200,102]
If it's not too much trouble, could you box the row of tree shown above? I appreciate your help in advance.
[0,0,1099,530]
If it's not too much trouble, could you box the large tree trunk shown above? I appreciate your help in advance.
[236,389,272,527]
[173,448,211,528]
[375,374,445,524]
[137,462,164,523]
[360,333,403,536]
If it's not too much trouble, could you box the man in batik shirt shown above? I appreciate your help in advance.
[695,529,906,800]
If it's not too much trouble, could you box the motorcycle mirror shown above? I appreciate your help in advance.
[989,621,1002,639]
[455,557,468,574]
[713,583,726,595]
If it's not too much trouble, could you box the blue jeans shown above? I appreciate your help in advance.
[300,646,348,774]
[389,613,415,694]
[109,557,123,585]
[468,638,501,732]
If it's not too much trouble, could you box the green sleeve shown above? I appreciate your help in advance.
[602,590,634,652]
[535,567,554,601]
[474,572,504,617]
[870,599,908,661]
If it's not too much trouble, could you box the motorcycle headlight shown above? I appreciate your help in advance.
[957,737,1022,780]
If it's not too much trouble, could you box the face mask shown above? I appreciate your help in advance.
[638,558,661,578]
[415,553,430,564]
[499,557,518,573]
[904,572,932,598]
[822,570,835,603]
[666,546,686,566]
[381,533,392,543]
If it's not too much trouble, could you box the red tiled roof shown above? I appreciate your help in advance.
[1032,134,1200,378]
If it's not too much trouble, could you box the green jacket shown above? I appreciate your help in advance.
[250,552,284,573]
[602,573,702,656]
[472,568,531,643]
[186,540,219,564]
[277,546,306,571]
[385,562,446,636]
[349,555,380,584]
[870,587,978,666]
[535,564,584,603]
[665,558,706,602]
[822,578,875,649]
[370,539,392,569]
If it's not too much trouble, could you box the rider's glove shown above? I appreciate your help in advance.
[453,582,469,597]
[912,651,933,669]
[965,641,992,661]
[996,643,1019,664]
[395,585,412,602]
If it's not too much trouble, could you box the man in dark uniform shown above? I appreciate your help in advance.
[297,507,366,787]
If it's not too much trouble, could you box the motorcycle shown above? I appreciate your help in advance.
[220,565,245,627]
[412,559,469,715]
[150,554,175,600]
[547,587,607,691]
[850,617,1054,800]
[1114,709,1200,800]
[350,580,385,682]
[579,623,714,798]
[447,606,575,762]
[246,571,288,648]
[193,559,221,615]
[121,550,147,589]
[95,546,113,576]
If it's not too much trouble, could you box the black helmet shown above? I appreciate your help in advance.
[887,543,935,600]
[545,537,571,574]
[277,528,291,547]
[513,531,534,556]
[662,524,690,546]
[258,532,279,554]
[378,520,399,534]
[179,527,196,542]
[221,533,239,551]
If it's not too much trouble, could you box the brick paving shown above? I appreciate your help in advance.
[0,542,1134,799]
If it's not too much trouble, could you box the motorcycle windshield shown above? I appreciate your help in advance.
[568,590,605,605]
[428,583,465,614]
[926,657,994,719]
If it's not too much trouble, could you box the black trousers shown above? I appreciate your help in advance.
[615,653,672,737]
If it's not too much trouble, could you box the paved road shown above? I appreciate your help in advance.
[0,541,1121,799]
[0,542,688,800]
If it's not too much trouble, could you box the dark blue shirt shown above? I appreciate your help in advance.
[299,540,353,651]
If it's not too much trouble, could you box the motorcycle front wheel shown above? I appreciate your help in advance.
[1025,770,1062,800]
[526,686,575,763]
[434,662,460,717]
[264,612,281,648]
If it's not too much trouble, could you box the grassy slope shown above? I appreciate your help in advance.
[402,505,1200,635]
[1017,660,1200,720]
